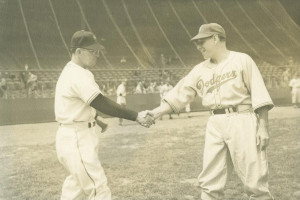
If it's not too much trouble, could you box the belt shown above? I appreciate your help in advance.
[60,121,96,128]
[210,105,252,115]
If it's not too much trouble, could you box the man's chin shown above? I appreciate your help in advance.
[202,53,211,60]
[202,54,208,60]
[89,62,97,68]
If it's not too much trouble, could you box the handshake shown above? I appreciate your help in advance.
[136,110,156,128]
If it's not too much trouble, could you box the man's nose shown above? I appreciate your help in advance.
[196,45,203,51]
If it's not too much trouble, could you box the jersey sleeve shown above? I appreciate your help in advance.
[163,68,199,113]
[72,70,102,105]
[242,55,274,112]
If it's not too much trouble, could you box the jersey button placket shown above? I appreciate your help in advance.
[215,68,222,109]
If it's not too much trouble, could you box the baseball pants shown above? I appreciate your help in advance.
[291,89,300,104]
[56,122,111,200]
[198,111,274,200]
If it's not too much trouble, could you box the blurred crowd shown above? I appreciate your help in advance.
[0,64,39,99]
[0,61,299,99]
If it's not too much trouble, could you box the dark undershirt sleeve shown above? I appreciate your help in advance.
[90,93,138,121]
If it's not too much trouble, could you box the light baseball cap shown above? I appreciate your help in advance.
[191,23,226,41]
[70,30,104,51]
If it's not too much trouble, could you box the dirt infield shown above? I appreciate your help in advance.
[0,106,299,199]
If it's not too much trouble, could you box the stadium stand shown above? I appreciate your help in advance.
[0,0,299,98]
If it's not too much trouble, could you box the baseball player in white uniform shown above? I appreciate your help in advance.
[116,80,127,125]
[148,23,274,199]
[55,30,154,200]
[289,73,300,108]
[185,103,191,118]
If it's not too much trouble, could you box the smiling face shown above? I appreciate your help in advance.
[193,35,217,60]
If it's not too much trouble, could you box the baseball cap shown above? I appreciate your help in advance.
[70,30,104,51]
[191,23,226,41]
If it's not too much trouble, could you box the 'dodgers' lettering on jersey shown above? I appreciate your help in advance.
[197,70,237,93]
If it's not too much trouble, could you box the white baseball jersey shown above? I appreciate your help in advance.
[289,78,300,92]
[164,51,274,112]
[116,83,126,105]
[55,61,102,124]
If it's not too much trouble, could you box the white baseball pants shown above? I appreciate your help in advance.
[291,88,300,103]
[56,123,111,200]
[198,112,274,200]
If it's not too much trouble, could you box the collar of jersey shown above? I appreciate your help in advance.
[68,61,86,70]
[207,51,232,69]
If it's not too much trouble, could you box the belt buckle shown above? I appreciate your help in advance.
[210,110,215,115]
[88,121,95,128]
[225,107,236,114]
[225,108,230,114]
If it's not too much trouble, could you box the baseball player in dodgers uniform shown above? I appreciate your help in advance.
[289,73,300,108]
[148,23,274,199]
[55,30,154,200]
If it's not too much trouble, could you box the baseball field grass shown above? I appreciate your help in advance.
[0,107,299,200]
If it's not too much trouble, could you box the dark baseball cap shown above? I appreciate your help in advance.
[191,23,226,41]
[70,30,104,51]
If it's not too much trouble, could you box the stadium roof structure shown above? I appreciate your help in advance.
[0,0,300,70]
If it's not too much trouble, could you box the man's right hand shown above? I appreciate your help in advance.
[136,110,155,128]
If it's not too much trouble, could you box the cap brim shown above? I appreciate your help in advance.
[190,33,213,41]
[85,42,105,51]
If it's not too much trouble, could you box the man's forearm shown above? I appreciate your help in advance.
[90,94,137,121]
[151,102,173,120]
[256,106,269,130]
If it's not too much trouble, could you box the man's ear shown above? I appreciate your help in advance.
[75,48,81,54]
[213,34,218,44]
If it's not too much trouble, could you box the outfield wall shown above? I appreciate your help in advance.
[0,88,292,125]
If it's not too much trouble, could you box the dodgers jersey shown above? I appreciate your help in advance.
[55,61,101,124]
[164,51,274,112]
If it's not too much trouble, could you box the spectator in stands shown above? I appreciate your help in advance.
[281,68,291,87]
[120,56,127,65]
[0,73,7,99]
[147,81,157,93]
[116,80,127,125]
[157,81,164,93]
[135,81,144,94]
[287,56,295,66]
[289,73,300,108]
[20,64,30,90]
[134,70,141,77]
[27,72,38,98]
[159,81,173,120]
[163,70,169,80]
